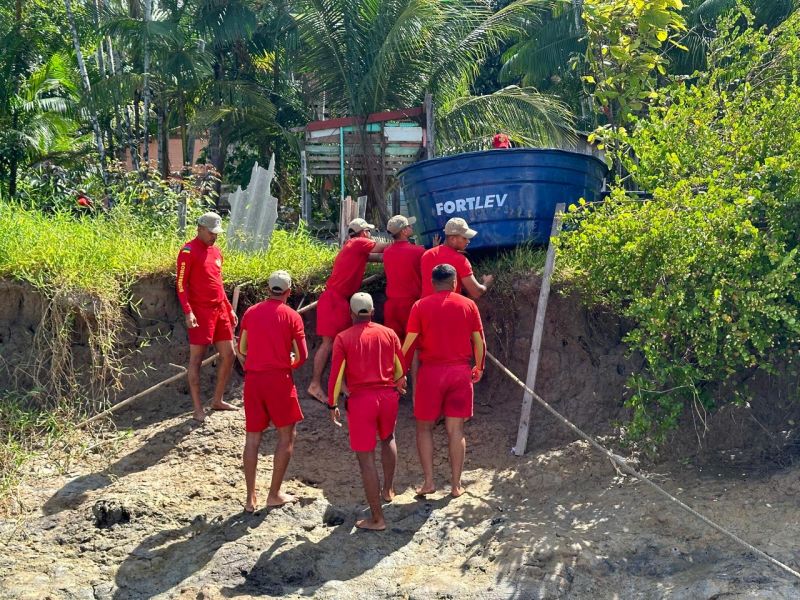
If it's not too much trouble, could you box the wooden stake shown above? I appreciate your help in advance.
[513,203,566,456]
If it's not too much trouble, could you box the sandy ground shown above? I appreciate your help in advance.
[1,372,799,600]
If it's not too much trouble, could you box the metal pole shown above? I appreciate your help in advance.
[339,127,345,209]
[513,203,566,456]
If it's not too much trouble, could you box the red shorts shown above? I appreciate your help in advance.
[188,304,233,346]
[243,369,304,432]
[346,387,399,452]
[316,289,351,338]
[383,297,416,339]
[414,363,473,421]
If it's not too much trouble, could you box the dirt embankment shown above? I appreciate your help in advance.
[1,275,799,599]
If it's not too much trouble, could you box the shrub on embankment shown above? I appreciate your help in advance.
[558,12,800,447]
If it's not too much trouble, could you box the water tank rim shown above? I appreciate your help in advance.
[397,147,608,175]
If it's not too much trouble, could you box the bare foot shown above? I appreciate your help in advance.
[266,491,296,507]
[356,518,386,531]
[382,488,395,503]
[192,410,206,423]
[450,485,466,498]
[415,483,436,496]
[307,383,328,405]
[244,497,257,513]
[210,400,238,411]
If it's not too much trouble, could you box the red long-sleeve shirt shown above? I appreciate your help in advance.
[239,299,307,371]
[175,237,232,315]
[328,321,404,407]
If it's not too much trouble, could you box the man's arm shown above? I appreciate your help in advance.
[327,337,346,408]
[176,247,198,328]
[470,303,487,382]
[460,273,494,299]
[393,335,407,394]
[291,337,309,369]
[367,253,384,263]
[238,329,248,365]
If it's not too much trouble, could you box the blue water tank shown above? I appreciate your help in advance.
[398,148,607,250]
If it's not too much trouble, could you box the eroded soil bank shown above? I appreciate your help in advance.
[1,275,799,598]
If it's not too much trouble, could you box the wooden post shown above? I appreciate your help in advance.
[513,203,566,456]
[424,93,435,159]
[300,149,309,224]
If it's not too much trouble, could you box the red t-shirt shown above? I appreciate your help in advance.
[406,291,484,367]
[383,240,425,300]
[328,321,403,400]
[240,299,307,371]
[420,244,474,297]
[326,237,377,297]
[176,237,232,314]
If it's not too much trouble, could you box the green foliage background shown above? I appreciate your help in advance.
[559,12,800,444]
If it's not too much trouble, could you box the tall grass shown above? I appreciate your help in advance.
[0,206,336,300]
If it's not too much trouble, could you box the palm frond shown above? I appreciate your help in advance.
[437,85,575,153]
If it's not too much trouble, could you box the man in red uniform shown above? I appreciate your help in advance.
[382,214,424,339]
[402,264,486,498]
[328,292,406,531]
[308,218,390,404]
[492,131,510,149]
[176,212,238,422]
[420,217,494,298]
[238,270,307,511]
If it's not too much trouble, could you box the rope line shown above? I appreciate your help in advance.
[486,350,800,582]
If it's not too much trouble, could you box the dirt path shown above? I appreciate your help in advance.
[1,375,799,599]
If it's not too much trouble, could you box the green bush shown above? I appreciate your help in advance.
[559,12,800,444]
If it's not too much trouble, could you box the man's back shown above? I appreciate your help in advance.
[240,299,305,371]
[407,291,482,365]
[331,322,402,392]
[383,241,425,300]
[420,245,473,297]
[326,237,376,297]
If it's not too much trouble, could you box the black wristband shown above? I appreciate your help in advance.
[327,404,337,410]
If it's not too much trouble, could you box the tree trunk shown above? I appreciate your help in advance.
[64,0,108,185]
[134,89,142,171]
[158,99,170,180]
[142,0,152,167]
[93,0,105,77]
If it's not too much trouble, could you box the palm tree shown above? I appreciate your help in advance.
[0,54,86,197]
[293,0,575,220]
[64,0,109,184]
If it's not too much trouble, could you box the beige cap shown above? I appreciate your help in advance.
[444,217,477,239]
[348,218,376,233]
[268,270,291,293]
[350,292,374,314]
[386,215,416,234]
[197,212,224,234]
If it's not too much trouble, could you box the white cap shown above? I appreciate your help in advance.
[197,212,224,234]
[387,215,416,234]
[444,217,477,239]
[350,292,374,314]
[348,218,375,233]
[268,270,291,293]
